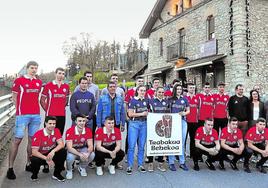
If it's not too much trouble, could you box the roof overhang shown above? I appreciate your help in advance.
[174,54,226,71]
[139,0,167,39]
[141,65,173,77]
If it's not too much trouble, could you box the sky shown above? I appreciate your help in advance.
[0,0,156,76]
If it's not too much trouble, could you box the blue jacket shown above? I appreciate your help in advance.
[97,93,125,127]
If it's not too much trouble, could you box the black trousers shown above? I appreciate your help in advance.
[187,122,199,158]
[213,118,228,134]
[55,116,66,136]
[148,156,164,163]
[220,145,246,163]
[193,144,220,164]
[95,145,125,167]
[198,120,205,128]
[30,148,66,175]
[244,143,268,166]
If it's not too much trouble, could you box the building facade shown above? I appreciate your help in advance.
[140,0,268,93]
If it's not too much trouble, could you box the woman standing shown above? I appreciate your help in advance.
[127,85,149,175]
[249,89,266,127]
[168,84,190,171]
[147,86,169,172]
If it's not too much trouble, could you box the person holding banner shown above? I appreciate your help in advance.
[127,85,149,175]
[147,86,169,172]
[168,84,190,171]
[193,118,221,171]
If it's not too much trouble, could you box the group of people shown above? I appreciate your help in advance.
[5,60,268,183]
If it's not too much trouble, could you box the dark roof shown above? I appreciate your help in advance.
[139,0,167,39]
[131,64,148,79]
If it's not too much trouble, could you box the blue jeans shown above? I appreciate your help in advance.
[127,120,147,167]
[169,119,187,165]
[15,114,41,138]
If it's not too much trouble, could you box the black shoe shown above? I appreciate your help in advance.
[205,160,216,170]
[193,164,200,171]
[256,164,267,174]
[115,164,123,170]
[52,173,65,182]
[244,165,251,173]
[31,174,38,181]
[230,161,238,170]
[6,168,16,180]
[25,164,32,172]
[42,165,49,173]
[219,161,225,170]
[126,167,132,175]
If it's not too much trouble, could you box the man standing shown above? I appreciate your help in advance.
[95,116,125,175]
[244,118,268,173]
[196,82,214,127]
[65,114,95,179]
[213,82,229,134]
[97,81,125,130]
[30,116,66,181]
[74,71,99,101]
[193,118,221,171]
[70,77,96,129]
[101,74,124,98]
[40,67,70,135]
[186,83,199,158]
[7,61,42,180]
[228,84,250,135]
[220,117,245,170]
[145,77,160,99]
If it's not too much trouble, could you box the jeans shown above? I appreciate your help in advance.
[15,114,41,138]
[169,119,187,165]
[66,147,95,170]
[127,120,147,167]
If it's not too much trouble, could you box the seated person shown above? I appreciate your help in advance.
[193,118,221,171]
[220,117,245,170]
[65,114,95,179]
[94,116,125,175]
[30,116,66,182]
[244,118,268,174]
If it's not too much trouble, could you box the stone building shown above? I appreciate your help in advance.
[139,0,268,93]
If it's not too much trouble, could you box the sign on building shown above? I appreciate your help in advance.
[200,39,217,58]
[147,113,182,156]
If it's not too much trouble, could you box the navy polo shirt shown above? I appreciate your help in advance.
[169,96,189,119]
[128,97,149,121]
[149,98,169,113]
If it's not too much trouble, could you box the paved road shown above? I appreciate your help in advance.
[1,108,268,188]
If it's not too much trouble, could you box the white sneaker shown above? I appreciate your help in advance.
[96,166,103,176]
[78,166,87,177]
[66,170,73,180]
[108,165,115,175]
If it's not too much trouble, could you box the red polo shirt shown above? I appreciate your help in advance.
[32,128,62,154]
[195,126,219,145]
[125,88,136,104]
[245,126,268,144]
[66,126,92,149]
[186,94,199,123]
[95,127,121,147]
[213,93,229,118]
[197,93,214,121]
[145,88,155,99]
[220,127,243,145]
[12,75,42,115]
[41,81,70,116]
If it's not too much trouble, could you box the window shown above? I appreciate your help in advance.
[178,28,186,57]
[159,38,163,56]
[207,15,215,40]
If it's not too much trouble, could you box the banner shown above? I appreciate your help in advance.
[146,113,182,156]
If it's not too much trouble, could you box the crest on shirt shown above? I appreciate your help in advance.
[112,136,116,140]
[44,141,47,145]
[52,137,56,142]
[96,134,99,138]
[233,135,237,139]
[162,101,166,105]
[224,98,227,101]
[81,138,85,142]
[154,103,157,106]
[143,102,146,106]
[210,137,214,141]
[13,83,16,87]
[181,100,185,104]
[194,99,197,103]
[137,104,140,107]
[211,98,214,101]
[74,139,77,142]
[63,88,67,92]
[196,133,199,136]
[261,136,264,140]
[36,83,40,87]
[54,89,57,92]
[235,100,238,104]
[33,137,37,141]
[25,84,29,88]
[104,138,107,142]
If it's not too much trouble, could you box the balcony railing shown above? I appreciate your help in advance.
[167,42,186,62]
